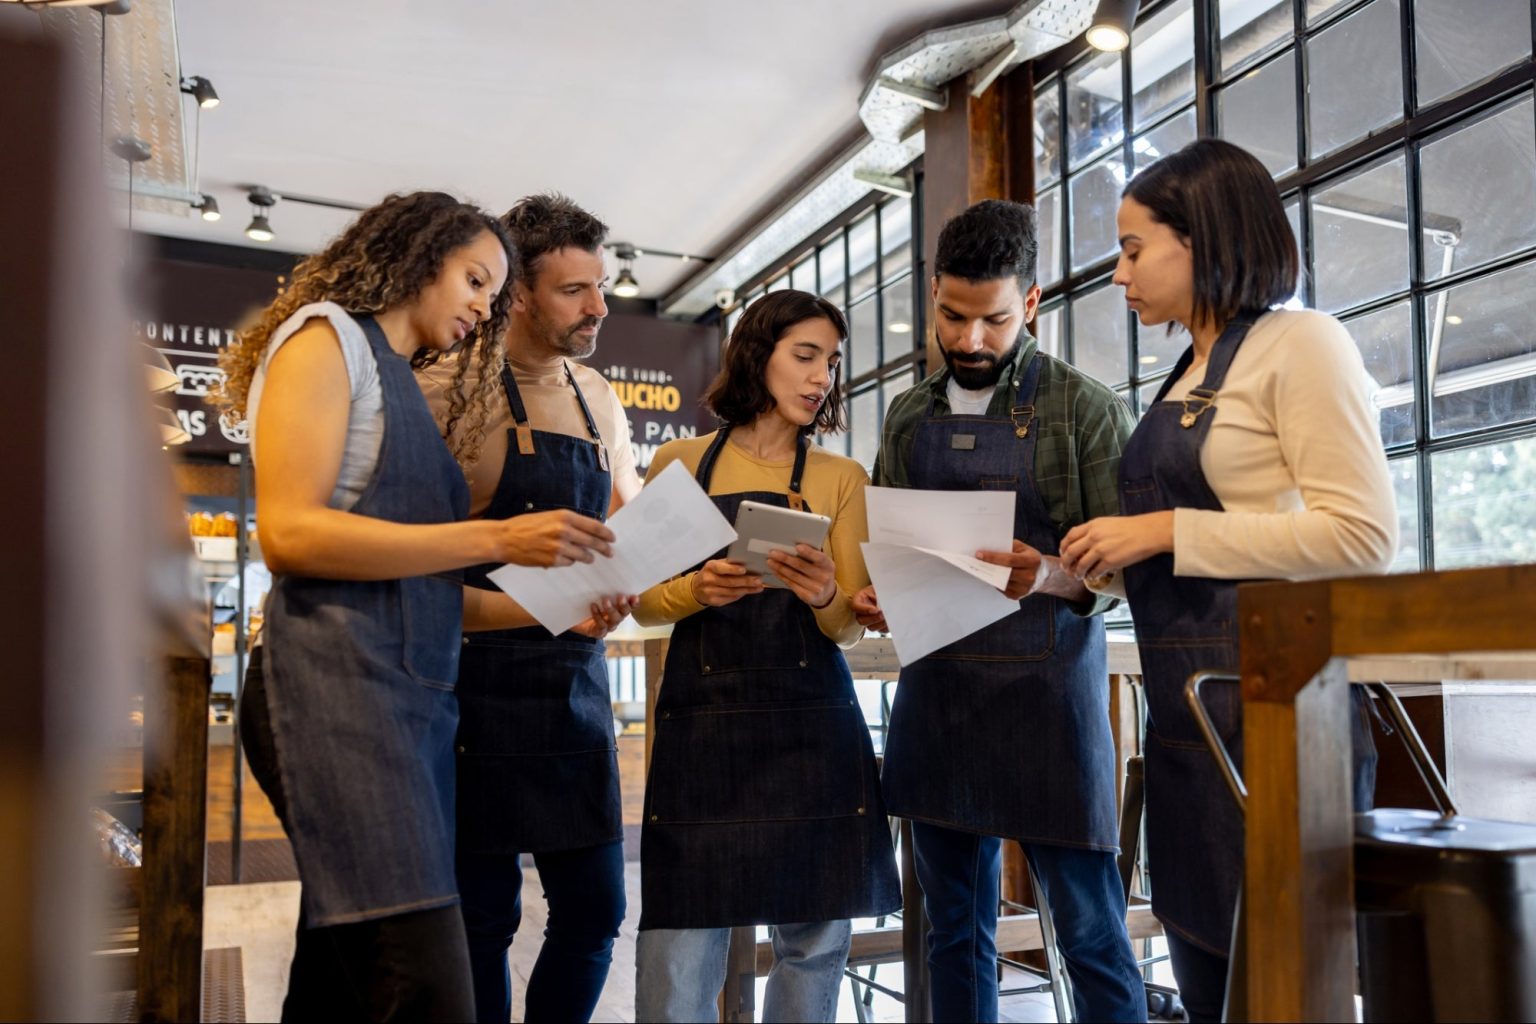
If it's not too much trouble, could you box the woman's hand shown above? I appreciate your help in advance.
[767,543,838,609]
[689,559,766,607]
[851,585,888,633]
[1059,511,1175,579]
[571,594,638,639]
[484,510,615,567]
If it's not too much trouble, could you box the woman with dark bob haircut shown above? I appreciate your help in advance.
[1061,139,1397,1020]
[219,191,620,1020]
[631,290,901,1021]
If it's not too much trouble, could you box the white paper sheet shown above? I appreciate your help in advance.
[865,486,1015,589]
[488,460,736,635]
[862,542,1020,665]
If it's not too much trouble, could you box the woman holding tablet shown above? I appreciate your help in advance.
[1060,140,1395,1022]
[632,289,900,1022]
[218,191,618,1020]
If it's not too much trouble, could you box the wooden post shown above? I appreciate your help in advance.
[137,655,211,1023]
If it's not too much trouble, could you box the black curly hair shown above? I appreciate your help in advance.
[216,190,516,466]
[933,199,1039,291]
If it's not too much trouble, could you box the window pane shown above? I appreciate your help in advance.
[819,234,846,301]
[1431,435,1536,569]
[1415,0,1531,108]
[882,277,914,356]
[766,274,788,293]
[1419,97,1536,283]
[1219,0,1293,76]
[1133,107,1197,174]
[850,386,881,470]
[1131,0,1194,130]
[1307,0,1353,21]
[1070,283,1130,387]
[790,256,814,293]
[848,212,878,302]
[847,293,879,382]
[1387,456,1421,573]
[1070,152,1127,273]
[1067,50,1125,170]
[822,409,850,457]
[1341,300,1415,447]
[1135,321,1188,380]
[1034,305,1063,359]
[1284,196,1306,304]
[881,200,914,282]
[1427,259,1536,438]
[1037,185,1063,290]
[1307,0,1403,160]
[1218,51,1298,177]
[1310,151,1408,314]
[1036,79,1063,188]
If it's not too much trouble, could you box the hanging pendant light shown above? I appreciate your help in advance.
[142,343,177,393]
[157,406,191,446]
[245,187,276,242]
[1087,0,1140,52]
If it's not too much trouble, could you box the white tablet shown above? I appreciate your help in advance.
[726,500,832,588]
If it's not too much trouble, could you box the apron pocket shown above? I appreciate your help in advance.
[925,599,1055,662]
[649,701,865,823]
[697,606,809,675]
[400,575,463,689]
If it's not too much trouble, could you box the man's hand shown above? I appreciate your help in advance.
[1059,511,1175,579]
[570,594,638,639]
[766,544,838,609]
[851,585,888,633]
[975,540,1048,600]
[689,559,766,607]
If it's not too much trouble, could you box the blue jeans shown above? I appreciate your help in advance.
[456,842,626,1023]
[634,920,851,1023]
[911,822,1146,1023]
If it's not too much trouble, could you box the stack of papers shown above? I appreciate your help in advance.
[488,461,736,635]
[861,487,1021,666]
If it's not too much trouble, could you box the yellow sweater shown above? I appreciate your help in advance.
[632,430,869,647]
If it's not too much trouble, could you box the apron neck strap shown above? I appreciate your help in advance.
[500,359,606,456]
[697,427,810,508]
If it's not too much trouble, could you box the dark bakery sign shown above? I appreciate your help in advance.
[136,242,293,454]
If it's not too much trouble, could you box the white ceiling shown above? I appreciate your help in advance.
[127,0,1016,299]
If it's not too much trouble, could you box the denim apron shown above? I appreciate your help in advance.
[639,429,902,929]
[454,362,622,854]
[881,353,1118,850]
[260,313,470,927]
[1121,317,1376,956]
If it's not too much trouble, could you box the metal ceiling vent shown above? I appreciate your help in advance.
[40,0,195,213]
[860,0,1097,142]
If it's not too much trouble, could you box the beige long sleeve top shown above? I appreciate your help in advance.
[1159,308,1398,580]
[631,430,870,647]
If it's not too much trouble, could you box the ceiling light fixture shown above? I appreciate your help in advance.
[888,321,912,334]
[603,241,714,300]
[1087,0,1140,52]
[245,187,276,242]
[142,343,177,393]
[180,75,219,109]
[193,193,220,221]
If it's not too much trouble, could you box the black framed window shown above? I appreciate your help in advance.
[1032,0,1536,574]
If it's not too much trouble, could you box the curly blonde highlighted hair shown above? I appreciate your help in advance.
[215,190,516,466]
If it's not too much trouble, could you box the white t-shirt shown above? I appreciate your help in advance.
[248,302,385,511]
[945,377,997,416]
[1158,308,1398,580]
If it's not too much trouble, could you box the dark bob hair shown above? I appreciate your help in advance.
[934,199,1038,290]
[1123,138,1298,330]
[703,290,850,434]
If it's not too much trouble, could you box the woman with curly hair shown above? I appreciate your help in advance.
[218,191,623,1021]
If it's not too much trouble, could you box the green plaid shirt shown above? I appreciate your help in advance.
[872,334,1137,616]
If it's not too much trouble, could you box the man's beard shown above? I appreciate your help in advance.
[533,307,601,359]
[943,337,1019,390]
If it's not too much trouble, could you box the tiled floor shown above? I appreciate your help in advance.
[205,865,1152,1023]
